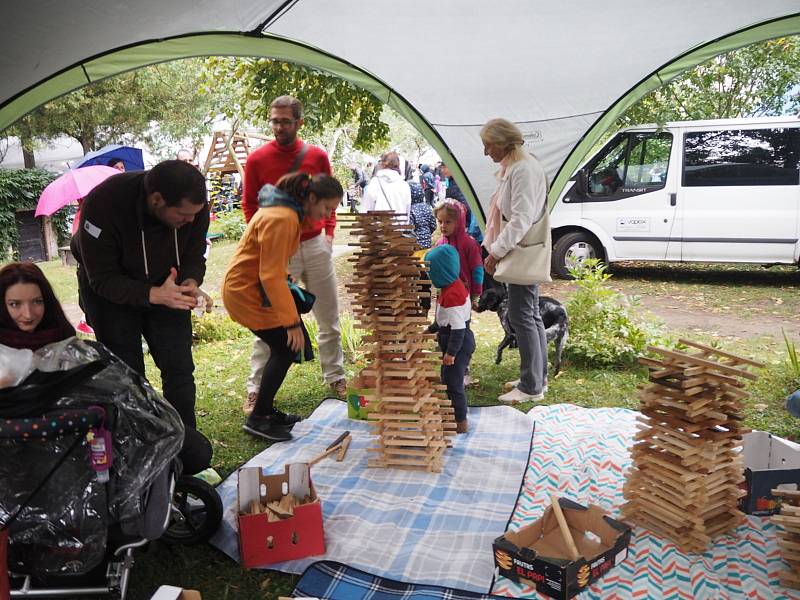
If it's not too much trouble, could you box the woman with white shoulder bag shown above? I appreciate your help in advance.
[481,118,551,404]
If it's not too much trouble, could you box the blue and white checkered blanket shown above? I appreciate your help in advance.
[293,560,508,599]
[209,399,533,592]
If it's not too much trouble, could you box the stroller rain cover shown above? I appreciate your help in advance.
[0,337,184,577]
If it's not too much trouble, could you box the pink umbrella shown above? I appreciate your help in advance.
[35,165,120,217]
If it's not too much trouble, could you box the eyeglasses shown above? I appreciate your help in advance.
[269,118,298,127]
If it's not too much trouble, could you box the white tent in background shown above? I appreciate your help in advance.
[1,1,799,224]
[0,136,86,172]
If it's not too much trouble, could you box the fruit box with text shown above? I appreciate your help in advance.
[493,499,631,600]
[741,430,800,516]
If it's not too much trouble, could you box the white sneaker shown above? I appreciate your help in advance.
[498,388,544,404]
[464,375,479,387]
[503,379,548,394]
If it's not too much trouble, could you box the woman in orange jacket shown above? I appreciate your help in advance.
[223,172,343,441]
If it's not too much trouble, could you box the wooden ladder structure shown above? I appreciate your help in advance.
[342,211,455,472]
[622,339,763,553]
[201,130,253,177]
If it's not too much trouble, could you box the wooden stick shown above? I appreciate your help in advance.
[550,495,580,561]
[677,338,765,367]
[337,434,352,461]
[326,430,351,451]
[308,444,340,466]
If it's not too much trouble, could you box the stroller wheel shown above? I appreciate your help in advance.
[162,475,222,545]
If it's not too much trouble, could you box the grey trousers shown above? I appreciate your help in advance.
[507,283,548,395]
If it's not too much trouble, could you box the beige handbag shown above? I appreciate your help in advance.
[494,210,552,285]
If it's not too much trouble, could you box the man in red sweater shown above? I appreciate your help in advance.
[241,95,346,414]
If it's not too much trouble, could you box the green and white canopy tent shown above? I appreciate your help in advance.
[2,1,799,223]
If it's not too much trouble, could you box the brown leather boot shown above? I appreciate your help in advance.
[456,419,468,434]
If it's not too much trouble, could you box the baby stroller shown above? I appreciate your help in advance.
[0,338,221,599]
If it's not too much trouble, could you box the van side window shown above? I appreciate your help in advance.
[683,128,800,186]
[588,132,672,196]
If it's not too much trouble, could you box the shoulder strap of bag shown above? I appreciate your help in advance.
[288,143,309,174]
[375,176,394,212]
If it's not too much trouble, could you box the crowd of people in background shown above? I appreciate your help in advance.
[7,99,550,451]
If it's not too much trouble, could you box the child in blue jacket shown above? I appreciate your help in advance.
[425,244,475,434]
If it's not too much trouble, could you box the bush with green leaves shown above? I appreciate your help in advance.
[209,210,246,241]
[304,312,365,363]
[191,311,249,344]
[565,259,669,367]
[783,329,800,386]
[0,168,66,259]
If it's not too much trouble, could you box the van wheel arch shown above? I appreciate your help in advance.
[552,230,606,279]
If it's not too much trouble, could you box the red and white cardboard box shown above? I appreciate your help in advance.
[237,463,325,568]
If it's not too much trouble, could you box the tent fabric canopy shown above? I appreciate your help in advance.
[2,1,799,221]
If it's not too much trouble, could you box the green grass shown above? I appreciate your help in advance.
[37,257,79,306]
[5,242,800,599]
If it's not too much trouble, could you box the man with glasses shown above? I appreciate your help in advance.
[241,95,346,416]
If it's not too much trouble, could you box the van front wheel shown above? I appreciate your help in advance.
[552,232,603,279]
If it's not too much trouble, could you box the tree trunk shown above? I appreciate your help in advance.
[17,118,36,168]
[326,128,343,161]
[79,136,93,155]
[22,145,35,168]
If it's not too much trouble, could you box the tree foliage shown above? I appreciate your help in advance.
[204,57,389,151]
[619,37,800,128]
[0,168,64,260]
[3,59,214,159]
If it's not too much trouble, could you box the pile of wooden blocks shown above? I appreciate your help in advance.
[771,489,800,590]
[342,211,455,472]
[247,493,313,521]
[622,339,763,553]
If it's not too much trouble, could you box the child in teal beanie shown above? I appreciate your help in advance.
[425,244,475,433]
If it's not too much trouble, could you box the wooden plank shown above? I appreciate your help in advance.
[677,338,765,368]
[646,346,758,380]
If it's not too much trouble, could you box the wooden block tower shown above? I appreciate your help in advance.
[771,489,800,590]
[342,211,455,472]
[622,339,763,553]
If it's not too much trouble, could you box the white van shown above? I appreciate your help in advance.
[550,116,800,278]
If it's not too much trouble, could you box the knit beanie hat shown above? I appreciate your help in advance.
[425,244,460,288]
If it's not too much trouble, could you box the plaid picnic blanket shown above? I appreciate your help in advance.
[210,398,533,592]
[491,403,800,600]
[292,560,508,599]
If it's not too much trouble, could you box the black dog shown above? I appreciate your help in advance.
[475,282,569,373]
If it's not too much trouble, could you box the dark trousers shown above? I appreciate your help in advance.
[419,269,432,312]
[251,326,295,417]
[437,327,475,423]
[80,284,197,428]
[182,426,212,475]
